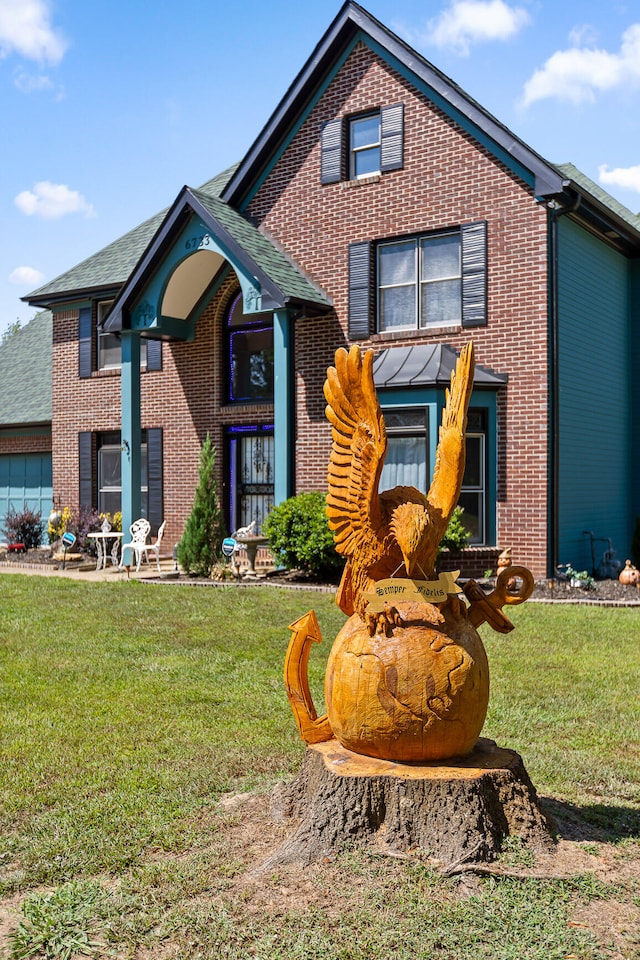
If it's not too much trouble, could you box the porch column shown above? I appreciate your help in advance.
[120,330,142,561]
[273,308,294,505]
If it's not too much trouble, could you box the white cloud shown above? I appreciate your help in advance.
[522,23,640,106]
[598,163,640,194]
[424,0,530,55]
[0,0,67,65]
[14,181,95,220]
[8,265,45,287]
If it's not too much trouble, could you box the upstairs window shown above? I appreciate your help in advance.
[97,301,147,370]
[349,113,381,178]
[378,232,462,332]
[347,221,487,340]
[321,104,403,184]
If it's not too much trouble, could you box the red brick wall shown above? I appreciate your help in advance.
[247,43,549,578]
[50,276,274,552]
[0,433,51,455]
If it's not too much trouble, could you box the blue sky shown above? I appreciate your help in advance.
[1,0,639,337]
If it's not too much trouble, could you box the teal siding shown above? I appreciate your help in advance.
[0,453,53,541]
[631,260,640,544]
[556,218,631,572]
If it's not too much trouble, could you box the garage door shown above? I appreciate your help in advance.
[0,453,53,540]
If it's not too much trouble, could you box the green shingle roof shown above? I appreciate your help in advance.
[190,188,330,307]
[0,311,52,426]
[26,166,239,305]
[555,163,640,235]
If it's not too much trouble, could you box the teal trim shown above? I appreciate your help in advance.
[239,37,359,210]
[378,387,497,544]
[130,216,264,340]
[273,308,293,504]
[556,217,631,570]
[239,30,533,210]
[120,331,142,558]
[365,36,534,190]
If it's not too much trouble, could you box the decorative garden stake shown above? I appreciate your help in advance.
[274,343,554,868]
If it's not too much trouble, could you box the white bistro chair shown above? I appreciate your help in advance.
[138,519,166,573]
[120,518,151,572]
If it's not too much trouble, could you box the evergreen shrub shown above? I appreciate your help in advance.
[263,491,343,578]
[177,435,225,577]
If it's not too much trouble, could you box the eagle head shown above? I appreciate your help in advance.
[390,501,432,578]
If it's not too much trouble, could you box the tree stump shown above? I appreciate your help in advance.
[268,738,556,868]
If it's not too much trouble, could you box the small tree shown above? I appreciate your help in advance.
[177,435,225,577]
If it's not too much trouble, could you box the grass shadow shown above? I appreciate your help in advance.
[542,797,640,843]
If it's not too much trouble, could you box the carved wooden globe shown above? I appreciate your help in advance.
[324,599,489,762]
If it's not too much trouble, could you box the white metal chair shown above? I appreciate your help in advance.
[120,518,151,572]
[138,519,166,573]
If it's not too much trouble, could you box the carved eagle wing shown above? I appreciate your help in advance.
[324,346,387,565]
[427,341,475,541]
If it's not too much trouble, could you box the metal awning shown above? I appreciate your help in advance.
[372,343,507,389]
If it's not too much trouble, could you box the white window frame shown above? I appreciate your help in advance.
[459,430,486,545]
[377,231,462,332]
[349,112,381,179]
[98,441,148,517]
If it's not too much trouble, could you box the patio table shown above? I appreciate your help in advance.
[86,531,123,571]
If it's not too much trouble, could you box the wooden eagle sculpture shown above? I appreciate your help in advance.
[324,341,475,621]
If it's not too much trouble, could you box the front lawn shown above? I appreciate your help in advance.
[1,575,638,958]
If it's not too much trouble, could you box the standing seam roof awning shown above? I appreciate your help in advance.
[372,343,508,388]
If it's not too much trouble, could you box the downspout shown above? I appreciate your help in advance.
[547,192,581,577]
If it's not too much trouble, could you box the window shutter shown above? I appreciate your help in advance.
[461,220,487,328]
[380,103,404,172]
[78,432,94,509]
[146,338,162,371]
[78,306,92,378]
[146,427,163,534]
[348,241,371,340]
[321,117,343,184]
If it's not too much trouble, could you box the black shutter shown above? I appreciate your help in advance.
[348,241,371,340]
[145,338,162,371]
[380,103,404,172]
[321,117,343,184]
[78,306,92,378]
[461,221,487,328]
[146,428,163,533]
[78,432,94,508]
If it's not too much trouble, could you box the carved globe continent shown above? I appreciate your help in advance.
[324,599,490,762]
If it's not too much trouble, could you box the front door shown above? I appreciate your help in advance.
[228,426,274,534]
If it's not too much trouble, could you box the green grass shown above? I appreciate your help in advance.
[1,575,638,959]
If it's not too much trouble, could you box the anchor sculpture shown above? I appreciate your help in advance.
[284,342,533,762]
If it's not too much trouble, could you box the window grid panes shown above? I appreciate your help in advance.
[349,113,381,179]
[97,301,147,370]
[98,442,148,518]
[226,293,274,403]
[378,232,462,332]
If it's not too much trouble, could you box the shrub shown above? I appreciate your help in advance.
[263,491,344,578]
[2,505,44,549]
[439,505,471,553]
[177,435,225,577]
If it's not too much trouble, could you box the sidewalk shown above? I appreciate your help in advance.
[0,556,178,582]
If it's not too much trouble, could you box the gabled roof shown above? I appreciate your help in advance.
[555,163,640,247]
[103,185,330,335]
[373,343,507,389]
[25,167,238,308]
[222,0,566,208]
[0,311,52,426]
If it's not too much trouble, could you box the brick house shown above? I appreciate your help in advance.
[19,1,640,578]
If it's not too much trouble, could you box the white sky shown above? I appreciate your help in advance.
[1,0,639,336]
